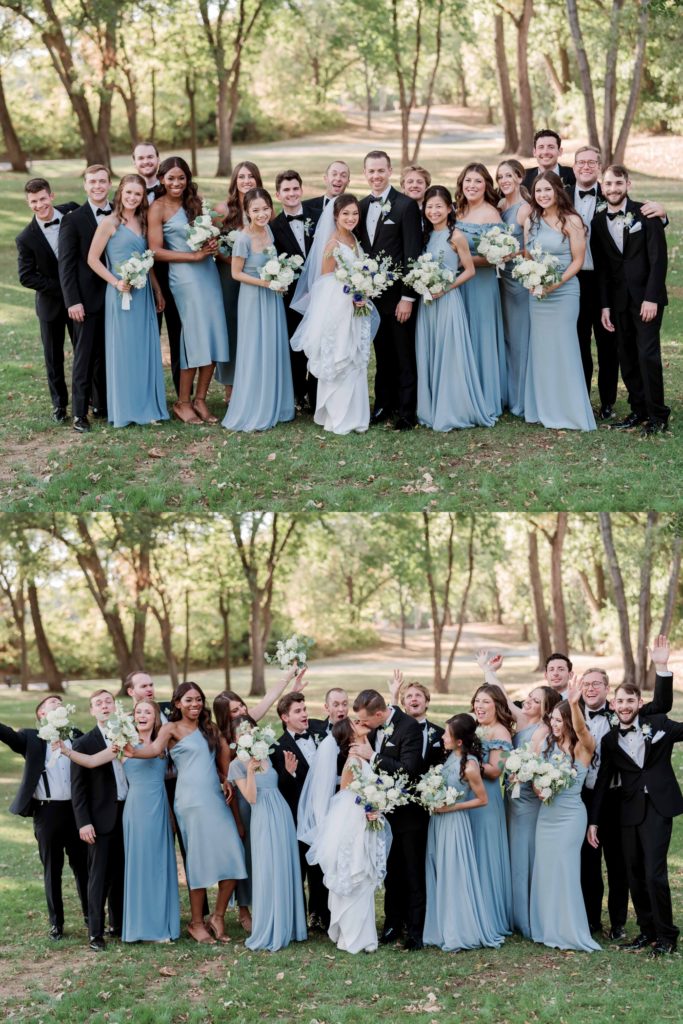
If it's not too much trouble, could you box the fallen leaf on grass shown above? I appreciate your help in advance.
[159,966,177,977]
[147,447,165,459]
[275,971,285,980]
[267,452,277,461]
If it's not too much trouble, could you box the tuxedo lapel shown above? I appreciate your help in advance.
[30,217,58,263]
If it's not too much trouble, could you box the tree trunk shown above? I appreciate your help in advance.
[494,14,519,153]
[441,518,476,690]
[636,511,657,689]
[183,590,190,683]
[219,589,232,689]
[612,0,650,164]
[549,513,569,653]
[601,0,625,161]
[249,593,266,696]
[543,54,566,98]
[150,67,157,141]
[409,0,445,164]
[151,606,179,692]
[599,513,635,685]
[363,57,373,130]
[27,581,64,692]
[215,73,232,177]
[646,533,682,688]
[565,0,600,150]
[186,75,198,177]
[528,529,551,670]
[492,577,503,626]
[0,72,29,172]
[516,0,535,156]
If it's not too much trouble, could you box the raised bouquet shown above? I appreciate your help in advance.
[186,202,220,252]
[334,250,398,316]
[531,750,578,803]
[511,242,563,298]
[103,700,139,759]
[38,703,77,766]
[230,721,278,771]
[475,224,520,272]
[116,249,155,311]
[502,743,543,799]
[259,246,304,291]
[218,228,240,257]
[402,251,455,302]
[348,762,411,831]
[265,634,314,671]
[412,763,463,813]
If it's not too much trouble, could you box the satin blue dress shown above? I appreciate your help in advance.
[169,730,246,890]
[228,758,307,951]
[415,230,496,431]
[104,225,169,427]
[122,753,180,942]
[455,220,508,417]
[530,748,601,951]
[163,208,231,370]
[506,723,541,938]
[469,738,513,936]
[222,229,295,432]
[499,203,530,417]
[423,754,504,951]
[524,219,596,431]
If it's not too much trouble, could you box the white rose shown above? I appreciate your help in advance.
[264,259,280,276]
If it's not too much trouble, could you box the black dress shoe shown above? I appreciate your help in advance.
[599,404,614,420]
[107,927,121,938]
[52,407,67,423]
[370,407,391,425]
[620,932,655,951]
[610,412,647,430]
[49,924,63,940]
[640,419,668,437]
[89,936,106,951]
[404,935,424,951]
[379,926,402,944]
[394,417,414,431]
[91,407,108,420]
[649,939,677,957]
[606,926,626,941]
[73,416,91,433]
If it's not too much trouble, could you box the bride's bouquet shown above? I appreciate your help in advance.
[116,250,155,311]
[38,703,77,765]
[265,634,314,671]
[186,202,220,251]
[475,224,520,272]
[402,252,455,302]
[531,750,578,803]
[511,243,563,298]
[103,701,139,759]
[230,721,277,771]
[259,247,304,291]
[412,763,463,813]
[334,249,398,317]
[348,763,411,831]
[502,744,543,799]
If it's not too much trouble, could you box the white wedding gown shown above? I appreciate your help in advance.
[290,243,373,435]
[307,757,391,953]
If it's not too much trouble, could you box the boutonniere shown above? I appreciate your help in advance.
[596,200,608,214]
[614,211,635,229]
[609,713,619,728]
[641,723,652,739]
[303,218,314,238]
[379,199,391,217]
[427,726,436,740]
[312,732,322,747]
[383,723,395,739]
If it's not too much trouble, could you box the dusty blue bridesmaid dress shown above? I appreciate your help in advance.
[499,203,530,416]
[469,738,513,936]
[506,722,541,938]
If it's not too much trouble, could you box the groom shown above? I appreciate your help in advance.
[358,151,422,430]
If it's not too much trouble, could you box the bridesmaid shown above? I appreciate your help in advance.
[87,174,168,428]
[496,160,531,417]
[213,706,254,933]
[213,664,306,727]
[530,679,601,951]
[454,163,508,417]
[213,161,263,401]
[423,714,504,952]
[469,683,514,936]
[416,185,495,431]
[522,172,596,431]
[222,188,295,432]
[148,156,230,425]
[129,682,246,944]
[228,731,307,951]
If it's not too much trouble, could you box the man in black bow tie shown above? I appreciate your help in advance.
[522,129,576,193]
[16,178,79,422]
[387,670,444,771]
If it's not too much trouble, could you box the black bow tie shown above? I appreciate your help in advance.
[43,219,60,228]
[619,725,636,736]
[606,211,624,221]
[369,195,385,203]
[95,207,110,216]
[588,707,609,719]
[295,731,311,742]
[286,213,304,222]
[578,188,596,199]
[147,188,158,197]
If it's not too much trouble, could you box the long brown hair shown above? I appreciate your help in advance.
[222,161,263,231]
[133,699,162,742]
[528,170,582,239]
[536,685,562,728]
[169,681,219,751]
[495,159,530,203]
[545,699,578,762]
[454,163,499,218]
[332,717,356,764]
[470,684,515,735]
[213,691,251,745]
[157,156,203,224]
[112,174,148,236]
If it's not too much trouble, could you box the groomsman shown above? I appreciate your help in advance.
[305,160,351,225]
[522,128,576,193]
[388,670,444,770]
[271,692,329,929]
[271,169,318,412]
[71,689,127,951]
[58,164,111,433]
[588,680,683,956]
[15,179,79,422]
[0,696,88,939]
[124,670,171,718]
[309,687,349,738]
[591,164,670,436]
[358,150,422,430]
[132,141,183,395]
[352,689,425,949]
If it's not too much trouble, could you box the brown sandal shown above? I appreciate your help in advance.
[207,913,231,943]
[188,921,216,944]
[192,396,218,424]
[238,907,252,933]
[172,400,202,425]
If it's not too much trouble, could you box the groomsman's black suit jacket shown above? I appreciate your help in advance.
[357,187,422,302]
[370,706,423,831]
[16,203,79,320]
[58,202,108,314]
[0,721,83,817]
[271,729,312,825]
[421,719,446,771]
[71,726,122,834]
[522,163,576,194]
[590,198,668,313]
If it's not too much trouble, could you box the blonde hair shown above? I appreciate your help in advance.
[400,164,432,189]
[400,680,431,706]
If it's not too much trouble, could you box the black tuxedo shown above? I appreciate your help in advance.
[270,209,317,408]
[303,195,328,225]
[522,163,576,194]
[591,713,683,944]
[591,198,669,423]
[419,719,446,772]
[71,725,125,939]
[0,721,88,929]
[16,202,79,411]
[58,202,109,417]
[358,187,422,421]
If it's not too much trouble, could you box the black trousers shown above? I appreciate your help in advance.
[577,270,619,407]
[622,798,678,944]
[154,261,182,395]
[38,313,73,410]
[284,303,317,408]
[383,825,427,939]
[298,841,329,925]
[580,786,629,930]
[614,304,669,423]
[71,310,106,417]
[86,802,124,940]
[372,293,417,421]
[33,800,89,928]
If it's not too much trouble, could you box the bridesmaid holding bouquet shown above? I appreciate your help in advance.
[496,160,531,417]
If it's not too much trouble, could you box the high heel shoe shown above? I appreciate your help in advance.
[238,907,252,933]
[206,914,231,943]
[172,400,202,425]
[187,921,216,944]
[192,396,218,424]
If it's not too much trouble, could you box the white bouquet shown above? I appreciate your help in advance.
[116,249,154,311]
[348,763,411,831]
[259,246,304,291]
[402,252,455,302]
[502,743,543,799]
[186,202,220,252]
[103,700,139,759]
[511,242,563,298]
[412,763,463,813]
[230,721,277,771]
[38,703,77,766]
[218,228,239,257]
[265,634,314,671]
[334,249,398,317]
[531,750,578,803]
[475,224,520,272]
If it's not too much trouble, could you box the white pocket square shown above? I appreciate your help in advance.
[628,221,642,234]
[383,219,395,225]
[651,730,666,744]
[385,740,395,748]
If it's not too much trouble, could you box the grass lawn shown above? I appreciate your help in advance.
[0,116,681,514]
[1,635,682,1023]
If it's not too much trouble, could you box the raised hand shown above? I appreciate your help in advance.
[283,750,298,776]
[566,672,582,705]
[650,634,670,670]
[475,649,503,672]
[388,668,404,705]
[291,665,308,692]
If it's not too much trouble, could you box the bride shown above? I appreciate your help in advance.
[298,718,390,953]
[290,195,378,434]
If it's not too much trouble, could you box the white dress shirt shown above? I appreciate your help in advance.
[605,201,628,253]
[98,724,129,800]
[366,186,391,246]
[373,706,396,757]
[88,198,112,220]
[617,717,646,768]
[289,729,316,767]
[573,185,598,270]
[146,180,160,204]
[34,738,72,801]
[39,209,63,258]
[584,704,611,789]
[284,205,306,253]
